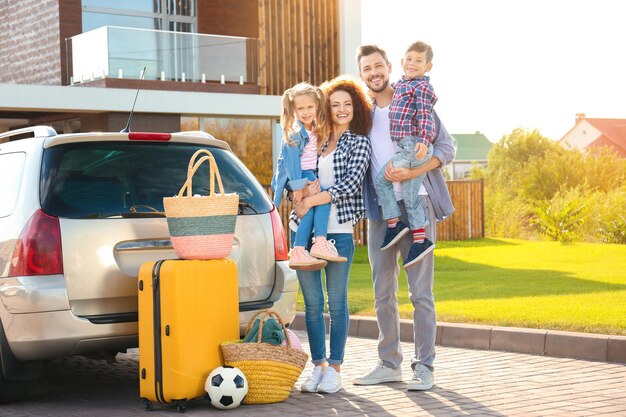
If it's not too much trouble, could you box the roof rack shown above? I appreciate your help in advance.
[0,126,57,141]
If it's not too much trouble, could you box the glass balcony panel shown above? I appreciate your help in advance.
[67,26,257,85]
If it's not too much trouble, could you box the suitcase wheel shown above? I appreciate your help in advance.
[142,398,153,411]
[175,400,187,413]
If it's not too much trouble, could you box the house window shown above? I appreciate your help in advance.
[82,0,196,32]
[181,116,274,185]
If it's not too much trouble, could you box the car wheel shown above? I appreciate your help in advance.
[0,372,36,404]
[0,320,42,403]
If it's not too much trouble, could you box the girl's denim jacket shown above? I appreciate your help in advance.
[271,121,312,207]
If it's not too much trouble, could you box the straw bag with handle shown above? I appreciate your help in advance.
[163,149,239,260]
[221,310,309,404]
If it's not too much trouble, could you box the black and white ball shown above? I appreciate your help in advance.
[205,366,248,409]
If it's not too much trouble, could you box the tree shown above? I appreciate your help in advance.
[486,128,562,198]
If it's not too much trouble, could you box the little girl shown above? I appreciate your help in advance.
[271,82,347,270]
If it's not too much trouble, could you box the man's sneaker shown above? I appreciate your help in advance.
[289,247,327,271]
[380,221,410,251]
[407,364,434,391]
[310,238,347,263]
[301,365,324,393]
[352,362,403,385]
[403,239,435,269]
[317,366,342,394]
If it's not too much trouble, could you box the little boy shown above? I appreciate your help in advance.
[374,41,437,269]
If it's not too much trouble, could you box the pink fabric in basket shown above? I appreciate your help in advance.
[170,234,232,259]
[281,329,304,351]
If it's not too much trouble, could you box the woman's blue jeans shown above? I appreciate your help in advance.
[291,231,355,365]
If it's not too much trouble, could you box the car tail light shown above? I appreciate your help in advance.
[269,206,289,261]
[128,132,171,141]
[8,210,63,276]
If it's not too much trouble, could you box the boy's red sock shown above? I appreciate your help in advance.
[413,228,426,243]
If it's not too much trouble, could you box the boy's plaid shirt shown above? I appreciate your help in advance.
[290,129,371,226]
[389,75,437,145]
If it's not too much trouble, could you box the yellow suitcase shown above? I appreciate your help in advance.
[138,259,239,412]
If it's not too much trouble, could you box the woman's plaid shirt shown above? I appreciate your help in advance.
[290,129,371,227]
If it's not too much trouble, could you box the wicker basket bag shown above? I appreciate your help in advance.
[163,149,239,259]
[221,310,309,404]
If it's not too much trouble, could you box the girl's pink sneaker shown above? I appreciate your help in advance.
[289,246,326,270]
[310,238,347,263]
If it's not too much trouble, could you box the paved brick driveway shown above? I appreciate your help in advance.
[3,331,626,416]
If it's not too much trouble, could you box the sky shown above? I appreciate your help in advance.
[360,0,626,142]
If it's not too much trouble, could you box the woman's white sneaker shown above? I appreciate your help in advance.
[352,362,403,385]
[301,365,324,393]
[317,367,342,393]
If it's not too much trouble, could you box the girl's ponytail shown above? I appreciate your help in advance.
[313,87,329,152]
[280,88,296,145]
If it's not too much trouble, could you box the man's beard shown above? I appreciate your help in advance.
[368,77,389,93]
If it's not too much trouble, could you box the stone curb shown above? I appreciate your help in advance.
[290,312,626,364]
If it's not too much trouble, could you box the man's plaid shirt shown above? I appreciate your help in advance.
[290,129,371,227]
[389,75,437,145]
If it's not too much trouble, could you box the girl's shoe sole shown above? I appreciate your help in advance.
[289,261,327,271]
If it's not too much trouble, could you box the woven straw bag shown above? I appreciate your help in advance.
[221,310,309,404]
[163,149,239,259]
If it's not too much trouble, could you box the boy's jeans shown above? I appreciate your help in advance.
[374,137,433,230]
[294,170,331,247]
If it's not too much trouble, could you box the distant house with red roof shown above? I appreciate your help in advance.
[559,114,626,157]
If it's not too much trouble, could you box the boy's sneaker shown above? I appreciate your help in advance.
[380,221,410,251]
[301,365,324,393]
[407,364,434,391]
[352,362,403,385]
[310,238,347,263]
[289,247,327,271]
[403,239,435,269]
[317,367,342,394]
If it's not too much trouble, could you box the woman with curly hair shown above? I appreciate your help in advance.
[292,75,372,394]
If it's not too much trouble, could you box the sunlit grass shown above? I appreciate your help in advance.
[296,238,626,335]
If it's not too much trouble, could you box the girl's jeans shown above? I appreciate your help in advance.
[291,231,354,365]
[293,170,331,247]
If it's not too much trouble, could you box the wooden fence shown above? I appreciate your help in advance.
[264,179,483,245]
[437,180,484,241]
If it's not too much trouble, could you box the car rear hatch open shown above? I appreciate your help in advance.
[39,134,275,322]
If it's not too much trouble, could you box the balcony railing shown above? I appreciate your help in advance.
[66,26,258,85]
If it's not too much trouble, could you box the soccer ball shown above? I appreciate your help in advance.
[205,366,248,409]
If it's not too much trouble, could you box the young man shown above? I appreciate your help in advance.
[352,45,455,391]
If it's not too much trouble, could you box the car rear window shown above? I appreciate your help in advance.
[40,141,273,219]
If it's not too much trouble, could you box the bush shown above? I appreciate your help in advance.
[482,128,626,243]
[532,188,588,242]
[485,190,534,239]
[598,215,626,244]
[585,188,626,244]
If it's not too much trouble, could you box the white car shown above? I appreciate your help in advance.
[0,126,297,402]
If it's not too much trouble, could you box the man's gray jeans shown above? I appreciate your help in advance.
[367,196,437,371]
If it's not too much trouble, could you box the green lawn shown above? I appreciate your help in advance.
[296,238,626,335]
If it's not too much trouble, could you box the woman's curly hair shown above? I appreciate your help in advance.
[320,75,372,140]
